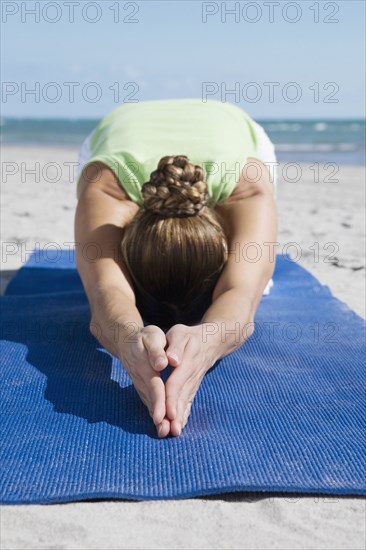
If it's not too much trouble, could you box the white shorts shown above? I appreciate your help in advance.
[76,129,95,182]
[250,119,278,195]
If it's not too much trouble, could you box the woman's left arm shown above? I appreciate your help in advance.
[200,158,278,359]
[164,159,278,435]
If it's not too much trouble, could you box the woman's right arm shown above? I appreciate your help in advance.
[74,163,170,436]
[74,161,143,356]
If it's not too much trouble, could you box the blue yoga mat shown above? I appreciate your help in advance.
[1,250,365,504]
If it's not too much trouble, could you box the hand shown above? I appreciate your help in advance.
[118,324,171,438]
[164,324,221,437]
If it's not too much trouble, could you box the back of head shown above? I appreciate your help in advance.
[121,155,228,328]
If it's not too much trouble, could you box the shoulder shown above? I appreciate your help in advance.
[77,161,132,202]
[217,157,274,206]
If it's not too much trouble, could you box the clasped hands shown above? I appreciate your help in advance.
[119,324,221,438]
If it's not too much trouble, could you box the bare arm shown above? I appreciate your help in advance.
[74,162,143,356]
[200,158,278,357]
[74,162,171,435]
[162,161,278,435]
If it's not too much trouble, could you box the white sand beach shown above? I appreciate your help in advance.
[1,145,365,549]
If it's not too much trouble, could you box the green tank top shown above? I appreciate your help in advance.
[82,99,260,205]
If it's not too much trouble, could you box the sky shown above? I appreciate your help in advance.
[1,0,365,119]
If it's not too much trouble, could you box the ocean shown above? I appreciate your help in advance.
[1,118,365,166]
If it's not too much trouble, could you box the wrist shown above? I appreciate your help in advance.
[199,317,255,361]
[90,310,143,357]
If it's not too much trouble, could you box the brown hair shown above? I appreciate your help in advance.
[120,155,228,328]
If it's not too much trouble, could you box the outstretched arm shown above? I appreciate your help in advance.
[75,163,170,436]
[75,162,143,354]
[200,158,278,357]
[163,159,278,435]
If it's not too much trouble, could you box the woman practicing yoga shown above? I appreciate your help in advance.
[74,98,278,438]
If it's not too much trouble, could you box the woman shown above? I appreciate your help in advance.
[74,98,278,438]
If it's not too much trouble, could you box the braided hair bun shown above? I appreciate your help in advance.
[141,155,209,218]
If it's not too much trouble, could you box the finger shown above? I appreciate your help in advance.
[165,365,191,421]
[171,387,192,436]
[165,335,200,420]
[170,396,186,437]
[151,352,169,372]
[170,418,181,437]
[143,334,169,372]
[165,329,189,367]
[147,375,166,426]
[157,417,170,439]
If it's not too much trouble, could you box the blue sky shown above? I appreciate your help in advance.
[1,0,365,119]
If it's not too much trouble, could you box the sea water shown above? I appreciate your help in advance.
[1,118,365,166]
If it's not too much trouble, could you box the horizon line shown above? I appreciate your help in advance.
[2,116,365,122]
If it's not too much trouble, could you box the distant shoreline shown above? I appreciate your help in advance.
[2,143,364,167]
[1,118,365,166]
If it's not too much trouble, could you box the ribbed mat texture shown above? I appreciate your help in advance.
[1,250,365,503]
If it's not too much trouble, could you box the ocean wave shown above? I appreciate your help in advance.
[275,143,362,152]
[265,123,302,132]
[350,123,362,131]
[313,122,328,132]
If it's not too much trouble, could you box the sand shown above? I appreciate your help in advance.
[1,145,365,549]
